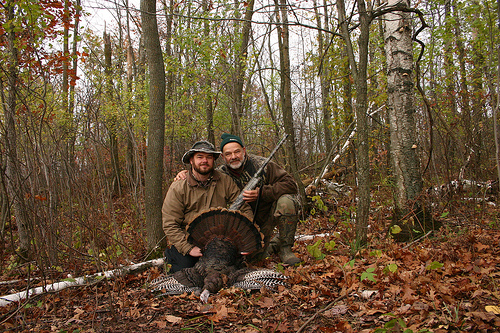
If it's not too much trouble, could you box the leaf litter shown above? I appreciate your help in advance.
[1,197,500,332]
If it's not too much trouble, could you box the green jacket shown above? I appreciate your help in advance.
[162,169,253,255]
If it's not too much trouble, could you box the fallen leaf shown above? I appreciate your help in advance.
[485,305,500,314]
[472,289,491,298]
[320,272,338,279]
[412,301,429,311]
[165,315,182,324]
[402,284,417,303]
[469,311,498,322]
[208,304,228,322]
[361,290,378,299]
[324,304,349,316]
[475,243,489,251]
[154,320,167,328]
[276,322,289,332]
[396,304,411,314]
[257,296,274,308]
[127,307,141,318]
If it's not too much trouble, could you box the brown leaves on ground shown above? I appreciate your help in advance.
[1,207,500,332]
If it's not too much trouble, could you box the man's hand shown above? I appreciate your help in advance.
[174,170,188,181]
[242,188,259,203]
[189,246,203,257]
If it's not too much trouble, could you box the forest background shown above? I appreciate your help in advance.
[1,0,500,331]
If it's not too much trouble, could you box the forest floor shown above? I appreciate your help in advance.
[1,189,500,332]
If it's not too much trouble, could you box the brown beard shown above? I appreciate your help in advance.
[193,163,213,175]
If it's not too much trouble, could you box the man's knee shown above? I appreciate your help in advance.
[274,194,298,217]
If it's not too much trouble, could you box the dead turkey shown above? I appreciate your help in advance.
[149,208,288,302]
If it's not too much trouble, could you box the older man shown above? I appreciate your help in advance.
[218,134,301,265]
[162,140,253,273]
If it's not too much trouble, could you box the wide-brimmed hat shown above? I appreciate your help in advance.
[182,140,221,164]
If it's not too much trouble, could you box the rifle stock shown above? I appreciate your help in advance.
[229,134,289,211]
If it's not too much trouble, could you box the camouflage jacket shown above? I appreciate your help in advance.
[218,154,298,227]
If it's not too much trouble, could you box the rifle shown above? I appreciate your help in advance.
[229,134,289,211]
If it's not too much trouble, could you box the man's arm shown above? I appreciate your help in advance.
[259,161,298,203]
[162,181,199,256]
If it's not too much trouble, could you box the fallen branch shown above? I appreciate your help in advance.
[295,233,332,241]
[310,107,382,189]
[0,279,24,286]
[297,294,347,333]
[0,258,165,307]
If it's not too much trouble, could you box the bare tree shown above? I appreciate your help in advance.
[337,0,371,247]
[313,0,333,153]
[202,0,215,144]
[2,0,32,259]
[104,32,122,197]
[494,0,500,195]
[274,0,307,204]
[231,0,255,137]
[67,0,81,171]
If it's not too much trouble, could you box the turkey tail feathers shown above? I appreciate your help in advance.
[149,275,201,296]
[231,277,287,290]
[230,268,288,291]
[187,208,264,255]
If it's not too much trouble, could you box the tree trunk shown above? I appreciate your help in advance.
[470,0,486,179]
[231,0,255,137]
[443,0,458,117]
[104,32,122,197]
[275,0,307,205]
[452,0,472,175]
[336,0,370,247]
[496,0,500,184]
[67,0,81,172]
[3,0,31,259]
[141,0,167,253]
[62,0,70,110]
[313,0,332,153]
[203,0,215,144]
[125,0,137,192]
[383,0,432,240]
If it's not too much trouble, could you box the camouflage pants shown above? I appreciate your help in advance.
[258,194,300,245]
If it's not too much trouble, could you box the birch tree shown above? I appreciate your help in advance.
[383,0,433,239]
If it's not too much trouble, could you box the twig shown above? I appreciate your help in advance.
[402,230,432,249]
[296,294,347,333]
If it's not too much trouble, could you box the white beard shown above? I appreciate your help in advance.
[228,159,243,170]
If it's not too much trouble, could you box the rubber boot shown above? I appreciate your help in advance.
[278,215,301,265]
[263,235,279,258]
